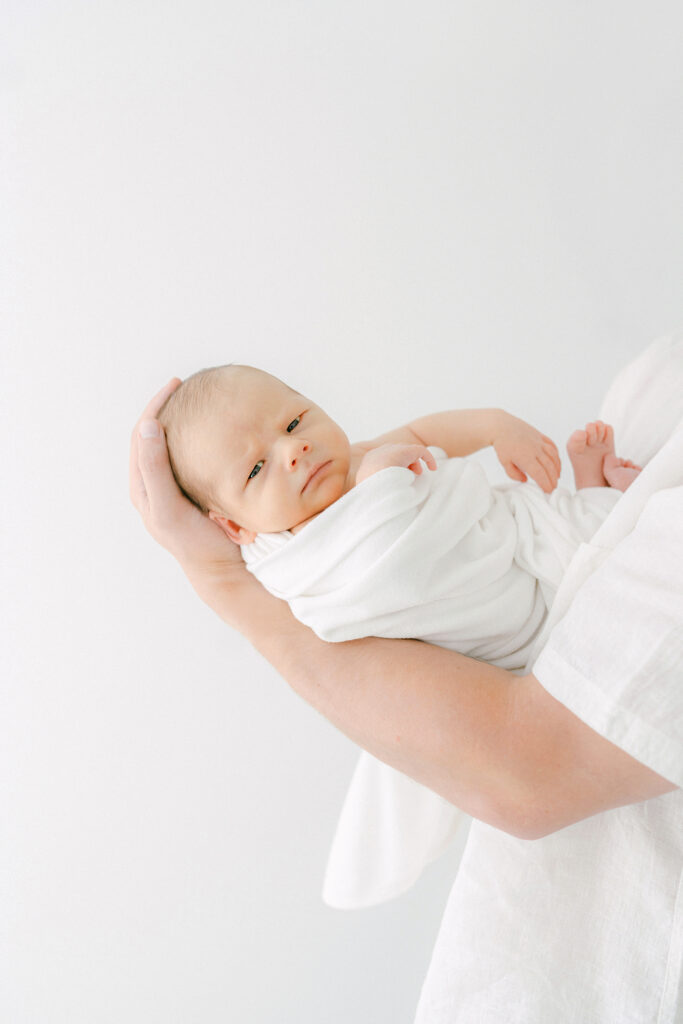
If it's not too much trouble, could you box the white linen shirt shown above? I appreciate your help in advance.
[414,408,683,1018]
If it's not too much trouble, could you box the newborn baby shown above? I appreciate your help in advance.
[158,361,643,905]
[158,362,639,664]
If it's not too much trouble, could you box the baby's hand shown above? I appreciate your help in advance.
[356,444,438,485]
[492,413,561,494]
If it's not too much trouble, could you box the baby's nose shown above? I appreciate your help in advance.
[285,438,310,469]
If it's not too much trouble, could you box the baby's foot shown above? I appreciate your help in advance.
[603,454,642,493]
[566,421,615,489]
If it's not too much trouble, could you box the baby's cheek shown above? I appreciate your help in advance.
[317,474,346,509]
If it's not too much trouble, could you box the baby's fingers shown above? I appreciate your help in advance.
[408,451,437,474]
[538,451,560,491]
[542,436,562,478]
[524,456,556,494]
[504,462,527,483]
[408,446,437,474]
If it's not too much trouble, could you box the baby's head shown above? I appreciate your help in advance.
[158,364,352,544]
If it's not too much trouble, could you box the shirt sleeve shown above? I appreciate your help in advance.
[532,485,683,788]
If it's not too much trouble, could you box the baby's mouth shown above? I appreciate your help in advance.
[302,460,331,493]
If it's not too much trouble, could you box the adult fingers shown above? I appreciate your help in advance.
[136,424,188,537]
[130,431,149,512]
[140,377,182,425]
[129,378,182,511]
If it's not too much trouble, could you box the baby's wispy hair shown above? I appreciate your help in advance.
[157,363,237,515]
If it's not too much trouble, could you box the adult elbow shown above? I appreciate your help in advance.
[495,797,568,841]
[492,811,546,841]
[445,787,565,839]
[506,818,556,841]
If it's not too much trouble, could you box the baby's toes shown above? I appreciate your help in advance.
[567,429,587,454]
[603,423,614,450]
[603,453,622,473]
[585,422,599,445]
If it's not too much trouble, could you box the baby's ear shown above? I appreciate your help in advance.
[208,510,256,545]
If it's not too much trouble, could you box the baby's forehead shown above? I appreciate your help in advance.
[202,368,297,436]
[214,367,295,410]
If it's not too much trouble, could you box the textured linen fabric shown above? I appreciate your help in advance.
[414,332,683,1024]
[242,451,619,907]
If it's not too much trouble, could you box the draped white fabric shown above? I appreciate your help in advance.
[242,447,618,906]
[414,330,683,1023]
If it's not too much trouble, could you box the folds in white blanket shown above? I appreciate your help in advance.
[242,444,620,907]
[244,452,618,667]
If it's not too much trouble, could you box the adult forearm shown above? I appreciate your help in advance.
[133,384,672,844]
[183,566,679,841]
[196,570,522,832]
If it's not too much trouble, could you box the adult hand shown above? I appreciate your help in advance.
[129,378,245,596]
[492,413,561,494]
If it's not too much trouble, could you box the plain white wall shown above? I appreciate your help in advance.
[3,2,682,1022]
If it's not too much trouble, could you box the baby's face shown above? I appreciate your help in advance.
[203,369,353,543]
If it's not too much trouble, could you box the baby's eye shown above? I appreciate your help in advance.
[286,416,301,433]
[248,461,264,481]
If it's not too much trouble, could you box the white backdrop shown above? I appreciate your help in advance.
[3,2,682,1022]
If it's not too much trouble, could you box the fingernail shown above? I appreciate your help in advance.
[140,420,160,438]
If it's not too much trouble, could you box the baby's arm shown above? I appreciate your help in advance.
[357,409,561,493]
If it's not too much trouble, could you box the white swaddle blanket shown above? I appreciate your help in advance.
[242,446,620,906]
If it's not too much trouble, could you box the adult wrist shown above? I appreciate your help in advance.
[183,557,251,618]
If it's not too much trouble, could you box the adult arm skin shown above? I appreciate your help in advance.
[131,383,676,841]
